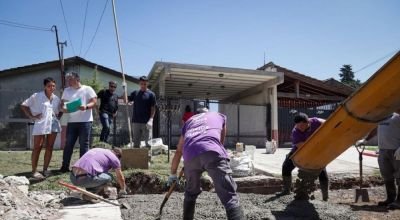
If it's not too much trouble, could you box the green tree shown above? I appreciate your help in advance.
[339,64,361,89]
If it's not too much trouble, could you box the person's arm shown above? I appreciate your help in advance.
[115,168,126,191]
[79,97,97,111]
[365,127,377,141]
[21,105,41,120]
[317,118,326,124]
[150,106,155,119]
[170,135,184,175]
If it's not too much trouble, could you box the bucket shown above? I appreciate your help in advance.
[266,139,277,154]
[236,142,244,152]
[245,145,256,161]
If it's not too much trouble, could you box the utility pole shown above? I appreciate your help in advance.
[52,25,67,89]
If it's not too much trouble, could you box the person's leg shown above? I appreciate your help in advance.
[78,122,92,157]
[183,157,203,220]
[279,152,296,195]
[105,115,112,142]
[99,113,109,142]
[201,152,243,220]
[43,133,57,173]
[143,123,151,148]
[62,123,79,171]
[132,123,141,148]
[318,168,329,201]
[387,150,400,209]
[31,135,44,175]
[378,149,396,206]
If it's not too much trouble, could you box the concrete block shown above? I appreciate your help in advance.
[121,148,149,169]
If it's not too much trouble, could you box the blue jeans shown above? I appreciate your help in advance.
[99,113,113,143]
[62,122,92,169]
[183,151,240,210]
[70,172,113,193]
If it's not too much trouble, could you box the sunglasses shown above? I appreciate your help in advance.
[109,85,117,88]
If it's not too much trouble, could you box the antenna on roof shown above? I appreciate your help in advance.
[263,51,266,66]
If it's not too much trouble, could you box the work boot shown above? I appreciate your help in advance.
[378,181,396,206]
[226,206,244,220]
[320,180,329,201]
[276,176,292,196]
[183,200,196,220]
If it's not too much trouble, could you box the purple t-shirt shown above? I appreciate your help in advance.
[291,117,322,150]
[73,148,121,176]
[182,112,228,162]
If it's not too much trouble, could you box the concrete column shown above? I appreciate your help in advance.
[268,86,279,144]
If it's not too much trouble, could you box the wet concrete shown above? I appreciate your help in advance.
[119,191,359,220]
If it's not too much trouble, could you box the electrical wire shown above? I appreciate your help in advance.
[354,49,400,73]
[0,19,52,32]
[79,0,90,56]
[59,0,76,55]
[83,0,109,57]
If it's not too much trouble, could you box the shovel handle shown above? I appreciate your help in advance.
[58,180,120,206]
[165,167,185,198]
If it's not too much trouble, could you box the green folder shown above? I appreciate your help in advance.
[66,98,82,113]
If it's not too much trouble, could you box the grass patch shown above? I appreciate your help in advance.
[0,148,174,191]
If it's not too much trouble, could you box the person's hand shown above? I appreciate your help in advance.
[167,174,178,187]
[355,139,367,147]
[146,118,153,130]
[118,189,127,198]
[394,148,400,160]
[79,105,87,111]
[31,113,42,120]
[113,112,117,118]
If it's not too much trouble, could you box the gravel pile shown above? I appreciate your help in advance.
[0,174,65,220]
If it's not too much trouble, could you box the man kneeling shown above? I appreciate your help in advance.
[70,147,127,202]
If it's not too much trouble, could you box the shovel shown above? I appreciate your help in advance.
[354,144,370,202]
[155,167,185,220]
[58,180,127,207]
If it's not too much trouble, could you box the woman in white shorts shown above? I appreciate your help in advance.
[21,77,62,179]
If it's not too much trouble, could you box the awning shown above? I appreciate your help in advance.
[148,61,284,101]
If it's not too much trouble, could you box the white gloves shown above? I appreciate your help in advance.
[394,148,400,160]
[146,118,153,130]
[355,139,367,147]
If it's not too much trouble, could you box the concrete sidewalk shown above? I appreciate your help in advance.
[58,199,122,220]
[253,147,379,177]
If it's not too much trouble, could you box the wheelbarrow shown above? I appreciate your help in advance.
[354,143,370,202]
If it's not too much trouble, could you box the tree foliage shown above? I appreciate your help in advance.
[339,64,362,89]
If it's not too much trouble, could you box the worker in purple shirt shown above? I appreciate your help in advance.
[278,112,329,201]
[168,107,244,220]
[70,147,127,202]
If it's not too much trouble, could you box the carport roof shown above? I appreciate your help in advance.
[148,61,284,101]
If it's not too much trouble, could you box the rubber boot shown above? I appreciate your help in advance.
[183,200,196,220]
[378,181,396,206]
[276,176,292,196]
[226,206,244,220]
[320,180,329,201]
[387,183,400,209]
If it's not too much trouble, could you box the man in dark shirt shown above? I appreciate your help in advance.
[128,76,156,148]
[97,81,119,143]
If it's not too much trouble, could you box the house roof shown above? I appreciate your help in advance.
[0,56,139,83]
[258,62,353,97]
[148,61,284,101]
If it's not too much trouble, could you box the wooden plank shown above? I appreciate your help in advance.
[121,148,149,169]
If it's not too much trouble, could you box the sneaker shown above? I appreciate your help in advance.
[43,170,52,177]
[59,166,70,173]
[32,172,45,179]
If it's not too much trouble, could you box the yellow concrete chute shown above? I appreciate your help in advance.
[291,51,400,172]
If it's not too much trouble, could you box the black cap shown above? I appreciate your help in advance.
[294,112,309,124]
[139,76,148,81]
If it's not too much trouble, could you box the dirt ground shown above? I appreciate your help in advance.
[119,186,400,220]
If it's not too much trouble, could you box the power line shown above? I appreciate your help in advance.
[59,0,76,55]
[354,48,400,73]
[0,19,52,32]
[79,0,90,56]
[83,0,109,58]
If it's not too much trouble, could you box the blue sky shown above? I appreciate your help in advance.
[0,0,399,82]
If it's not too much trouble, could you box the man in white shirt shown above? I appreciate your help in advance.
[60,71,97,173]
